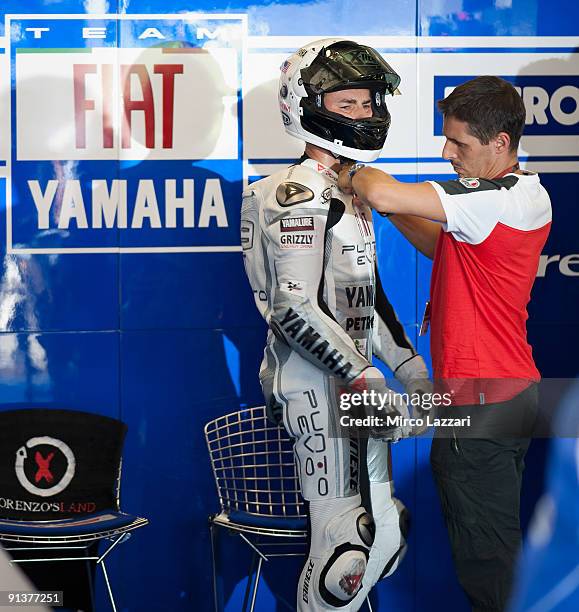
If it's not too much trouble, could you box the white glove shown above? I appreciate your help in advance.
[344,366,411,442]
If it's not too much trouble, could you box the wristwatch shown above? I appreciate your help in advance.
[348,163,366,179]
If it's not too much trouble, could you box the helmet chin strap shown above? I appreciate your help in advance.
[337,154,356,163]
[304,142,353,168]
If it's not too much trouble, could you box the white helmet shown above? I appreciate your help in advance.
[278,38,401,162]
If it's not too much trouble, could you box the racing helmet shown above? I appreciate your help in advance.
[278,38,401,162]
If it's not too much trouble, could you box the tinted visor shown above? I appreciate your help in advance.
[301,41,401,95]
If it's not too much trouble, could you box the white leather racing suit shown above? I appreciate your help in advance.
[241,157,429,610]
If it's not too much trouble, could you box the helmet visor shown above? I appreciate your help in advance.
[301,42,401,95]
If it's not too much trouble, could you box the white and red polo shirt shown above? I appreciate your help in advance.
[428,172,552,404]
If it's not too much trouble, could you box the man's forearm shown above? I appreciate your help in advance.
[340,166,446,222]
[388,215,441,260]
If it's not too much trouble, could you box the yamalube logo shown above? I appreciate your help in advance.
[15,437,76,497]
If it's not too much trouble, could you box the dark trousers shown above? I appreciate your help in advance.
[430,384,538,612]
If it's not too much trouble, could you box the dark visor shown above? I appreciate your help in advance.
[300,42,401,95]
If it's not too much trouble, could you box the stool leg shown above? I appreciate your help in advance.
[249,557,263,612]
[210,524,220,612]
[242,551,258,611]
[84,545,96,612]
[100,559,118,612]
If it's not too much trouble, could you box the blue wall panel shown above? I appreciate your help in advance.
[0,331,119,417]
[527,173,579,326]
[0,254,119,332]
[118,327,265,609]
[120,253,263,330]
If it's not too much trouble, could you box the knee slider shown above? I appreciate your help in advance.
[378,498,411,580]
[317,508,374,607]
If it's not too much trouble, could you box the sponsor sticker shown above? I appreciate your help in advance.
[353,338,368,357]
[7,14,245,254]
[279,216,314,249]
[459,177,480,189]
[280,216,314,232]
[314,162,336,181]
[280,280,306,293]
[434,75,579,137]
[280,234,314,249]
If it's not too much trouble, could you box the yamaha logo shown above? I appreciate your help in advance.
[15,437,76,498]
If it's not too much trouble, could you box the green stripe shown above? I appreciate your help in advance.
[16,48,93,54]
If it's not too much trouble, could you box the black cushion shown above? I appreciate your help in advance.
[0,409,126,520]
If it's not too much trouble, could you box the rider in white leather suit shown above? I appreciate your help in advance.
[241,39,432,610]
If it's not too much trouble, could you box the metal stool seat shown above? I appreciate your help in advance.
[214,510,308,534]
[0,511,148,541]
[205,405,308,611]
[205,405,373,611]
[0,409,149,612]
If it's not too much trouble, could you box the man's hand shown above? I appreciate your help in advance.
[338,165,447,221]
[338,164,355,194]
[338,164,366,208]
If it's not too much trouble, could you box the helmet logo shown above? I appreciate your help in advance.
[280,85,288,98]
[375,92,381,106]
[357,50,375,65]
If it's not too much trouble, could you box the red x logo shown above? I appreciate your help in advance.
[34,451,55,483]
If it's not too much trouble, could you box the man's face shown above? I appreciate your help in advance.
[324,88,373,120]
[441,115,494,178]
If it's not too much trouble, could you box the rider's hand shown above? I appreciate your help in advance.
[344,367,411,441]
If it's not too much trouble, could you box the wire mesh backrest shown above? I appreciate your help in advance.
[204,406,306,518]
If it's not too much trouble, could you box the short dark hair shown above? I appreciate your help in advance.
[437,76,525,152]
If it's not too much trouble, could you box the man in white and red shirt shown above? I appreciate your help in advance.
[429,169,551,406]
[339,76,551,612]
